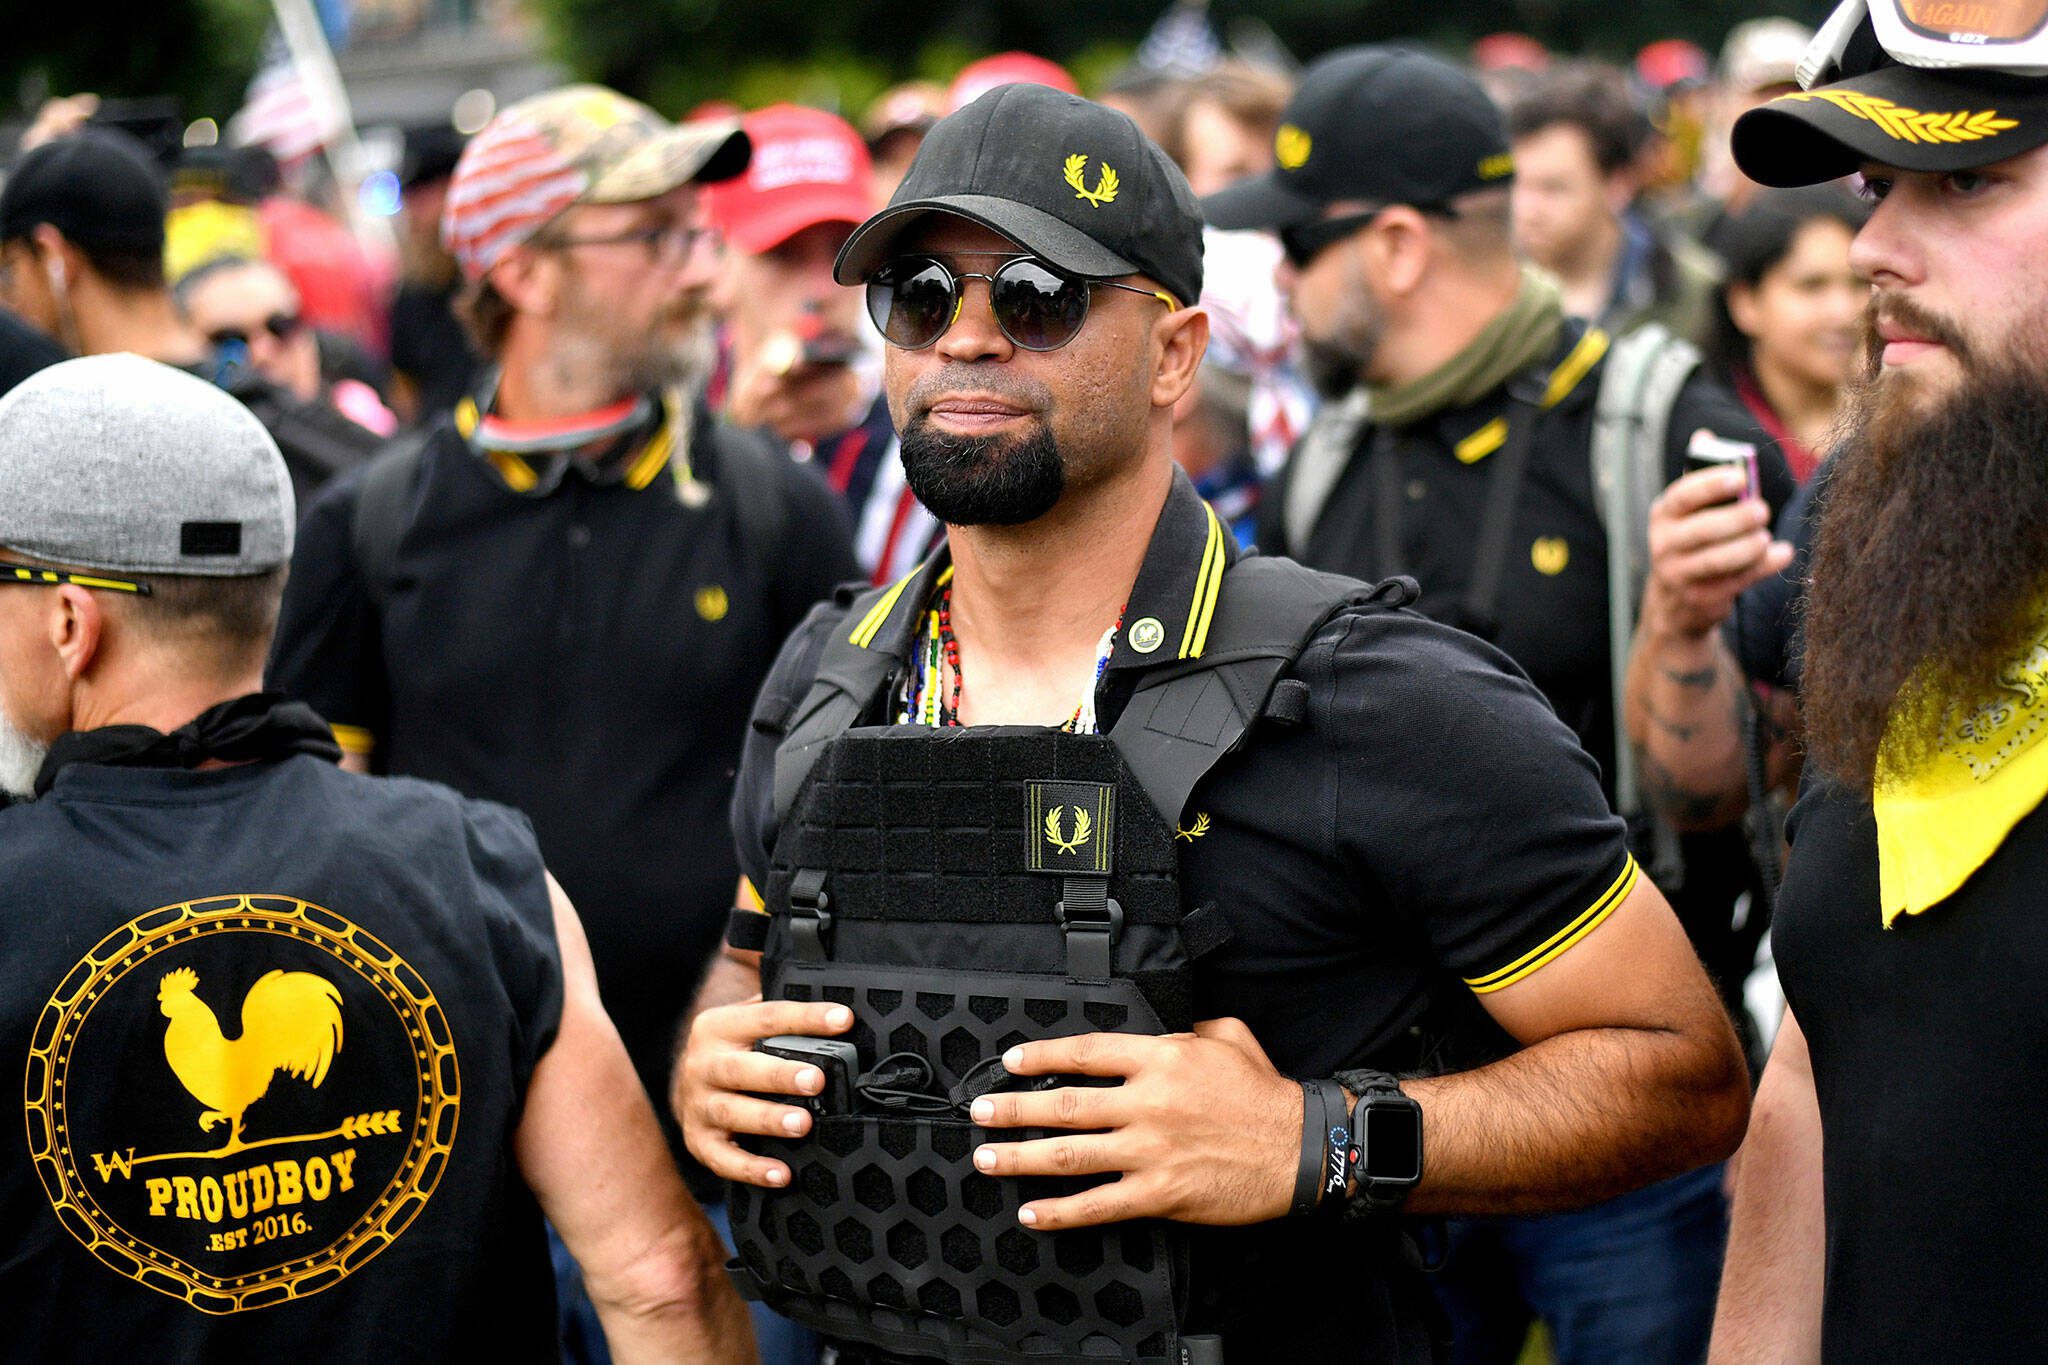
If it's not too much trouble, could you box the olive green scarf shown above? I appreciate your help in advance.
[1367,268,1565,429]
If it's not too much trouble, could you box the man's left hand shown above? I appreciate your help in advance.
[968,1017,1302,1231]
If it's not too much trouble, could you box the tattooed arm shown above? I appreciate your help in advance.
[1623,467,1794,830]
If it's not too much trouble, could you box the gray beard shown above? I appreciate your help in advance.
[0,702,49,802]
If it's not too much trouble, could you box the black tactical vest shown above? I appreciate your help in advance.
[729,556,1405,1363]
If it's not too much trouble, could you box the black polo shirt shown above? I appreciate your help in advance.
[733,471,1637,1353]
[268,406,859,1185]
[1774,780,2048,1361]
[1260,323,1795,801]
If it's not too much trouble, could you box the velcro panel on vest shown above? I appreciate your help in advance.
[767,727,1181,929]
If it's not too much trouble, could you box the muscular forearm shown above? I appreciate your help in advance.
[586,1216,755,1365]
[1402,1016,1749,1217]
[1624,623,1751,830]
[1711,1017,1824,1363]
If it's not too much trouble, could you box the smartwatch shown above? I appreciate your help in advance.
[1334,1069,1424,1213]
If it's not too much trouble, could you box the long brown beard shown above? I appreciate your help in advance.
[1802,303,2048,792]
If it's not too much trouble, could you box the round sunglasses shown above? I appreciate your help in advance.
[865,254,1179,353]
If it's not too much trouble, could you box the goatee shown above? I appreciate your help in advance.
[899,418,1066,526]
[1801,304,2048,792]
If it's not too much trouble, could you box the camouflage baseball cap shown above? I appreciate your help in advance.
[442,84,750,279]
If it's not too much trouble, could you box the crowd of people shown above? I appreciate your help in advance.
[2,3,2042,1361]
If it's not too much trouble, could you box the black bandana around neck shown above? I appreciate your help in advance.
[33,693,342,798]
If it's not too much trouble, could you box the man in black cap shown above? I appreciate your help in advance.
[0,127,380,507]
[675,80,1749,1362]
[1712,6,2048,1358]
[1203,44,1792,1364]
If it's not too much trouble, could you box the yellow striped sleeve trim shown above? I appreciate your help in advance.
[329,722,376,757]
[1179,503,1226,659]
[1464,854,1639,995]
[1542,328,1609,409]
[849,567,922,648]
[1455,417,1508,464]
[623,420,675,490]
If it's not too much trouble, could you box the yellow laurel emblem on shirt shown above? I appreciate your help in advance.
[1276,124,1312,170]
[1781,90,2018,145]
[1174,812,1211,842]
[1045,805,1092,853]
[694,584,729,622]
[1531,537,1570,576]
[1064,154,1120,207]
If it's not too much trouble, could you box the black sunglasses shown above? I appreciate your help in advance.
[1279,203,1462,270]
[206,311,302,350]
[865,254,1179,353]
[0,558,151,595]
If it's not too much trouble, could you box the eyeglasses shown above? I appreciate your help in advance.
[205,311,301,350]
[865,254,1180,353]
[1278,203,1461,270]
[0,558,151,595]
[539,223,718,267]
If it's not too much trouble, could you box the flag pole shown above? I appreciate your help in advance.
[266,0,393,253]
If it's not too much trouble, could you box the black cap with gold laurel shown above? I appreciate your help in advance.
[832,82,1204,308]
[1733,63,2048,187]
[1201,45,1516,234]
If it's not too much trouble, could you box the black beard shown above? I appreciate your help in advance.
[1802,336,2048,793]
[1301,334,1370,400]
[898,417,1066,526]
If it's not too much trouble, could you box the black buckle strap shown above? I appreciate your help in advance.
[787,868,833,962]
[1056,875,1123,983]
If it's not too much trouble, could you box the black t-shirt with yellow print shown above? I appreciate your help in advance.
[731,470,1636,1355]
[0,754,562,1360]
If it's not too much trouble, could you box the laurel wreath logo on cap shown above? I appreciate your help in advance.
[1782,90,2018,145]
[1275,125,1312,170]
[1063,154,1119,206]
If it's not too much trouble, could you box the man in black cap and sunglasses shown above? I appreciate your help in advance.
[675,80,1748,1363]
[1712,3,2048,1358]
[1205,48,1796,1363]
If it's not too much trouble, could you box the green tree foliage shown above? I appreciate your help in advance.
[4,0,271,123]
[530,0,1830,114]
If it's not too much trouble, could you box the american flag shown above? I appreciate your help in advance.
[229,31,344,163]
[1134,0,1223,77]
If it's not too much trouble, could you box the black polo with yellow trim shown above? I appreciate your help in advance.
[740,465,1633,1091]
[733,468,1637,1351]
[267,399,859,1191]
[1260,319,1794,804]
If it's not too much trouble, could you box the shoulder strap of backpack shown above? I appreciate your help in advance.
[1590,322,1702,816]
[1109,556,1409,827]
[772,578,915,823]
[348,426,437,612]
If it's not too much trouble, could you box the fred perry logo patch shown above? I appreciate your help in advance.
[1026,781,1114,875]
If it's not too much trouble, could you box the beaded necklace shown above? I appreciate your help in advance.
[898,579,1124,734]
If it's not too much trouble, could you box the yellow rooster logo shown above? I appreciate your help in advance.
[1044,805,1092,853]
[157,968,344,1153]
[1063,154,1119,207]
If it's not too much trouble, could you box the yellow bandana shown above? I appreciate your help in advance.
[1873,614,2048,926]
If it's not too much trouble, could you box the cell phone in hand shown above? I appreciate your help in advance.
[756,1036,858,1116]
[1684,428,1761,503]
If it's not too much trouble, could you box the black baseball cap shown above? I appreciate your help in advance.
[833,82,1203,307]
[1203,46,1516,232]
[1733,63,2048,188]
[0,127,169,256]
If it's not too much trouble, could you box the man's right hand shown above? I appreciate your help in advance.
[673,996,853,1188]
[1642,467,1795,641]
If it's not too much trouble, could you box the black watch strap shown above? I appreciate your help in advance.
[1334,1068,1424,1214]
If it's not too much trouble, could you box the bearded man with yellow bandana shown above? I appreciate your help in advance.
[1715,4,2048,1359]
